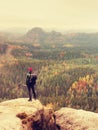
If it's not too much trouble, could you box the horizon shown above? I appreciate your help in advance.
[1,26,98,34]
[0,0,98,33]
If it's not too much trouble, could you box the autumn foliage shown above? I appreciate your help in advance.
[67,74,98,112]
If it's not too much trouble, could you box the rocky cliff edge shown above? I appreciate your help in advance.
[0,98,98,130]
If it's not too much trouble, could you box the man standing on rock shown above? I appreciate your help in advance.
[26,67,37,101]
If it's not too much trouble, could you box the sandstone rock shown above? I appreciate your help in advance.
[0,98,43,130]
[0,98,57,130]
[0,98,98,130]
[55,107,98,130]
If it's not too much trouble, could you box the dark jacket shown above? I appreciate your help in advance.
[26,73,37,86]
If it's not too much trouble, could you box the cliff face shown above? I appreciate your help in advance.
[0,98,98,130]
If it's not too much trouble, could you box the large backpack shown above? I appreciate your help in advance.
[26,73,37,85]
[30,74,37,84]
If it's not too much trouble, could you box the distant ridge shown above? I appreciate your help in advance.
[0,27,98,46]
[23,27,64,44]
[21,27,98,46]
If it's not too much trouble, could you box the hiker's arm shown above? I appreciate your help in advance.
[26,74,29,85]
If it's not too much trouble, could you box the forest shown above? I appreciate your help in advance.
[0,27,98,112]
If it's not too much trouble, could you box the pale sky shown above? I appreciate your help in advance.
[0,0,98,32]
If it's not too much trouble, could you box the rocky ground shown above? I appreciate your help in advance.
[0,98,56,130]
[55,107,98,130]
[0,98,98,130]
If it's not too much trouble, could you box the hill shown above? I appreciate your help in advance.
[0,98,98,130]
[0,27,98,46]
[22,27,98,46]
[1,27,98,60]
[23,27,65,45]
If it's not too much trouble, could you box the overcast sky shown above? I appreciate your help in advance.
[0,0,98,32]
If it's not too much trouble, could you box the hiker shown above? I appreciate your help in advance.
[26,67,37,101]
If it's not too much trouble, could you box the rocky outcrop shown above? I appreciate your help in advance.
[0,98,58,130]
[55,107,98,130]
[0,98,98,130]
[16,105,58,130]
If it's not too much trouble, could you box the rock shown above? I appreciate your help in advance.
[0,98,98,130]
[55,107,98,130]
[0,98,57,130]
[0,98,43,130]
[17,103,58,130]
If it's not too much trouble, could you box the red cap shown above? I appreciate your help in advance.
[28,67,33,72]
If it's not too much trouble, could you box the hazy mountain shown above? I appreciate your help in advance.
[22,27,65,44]
[22,27,98,46]
[1,27,98,47]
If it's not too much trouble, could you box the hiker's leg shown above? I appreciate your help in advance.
[27,85,32,101]
[32,85,36,99]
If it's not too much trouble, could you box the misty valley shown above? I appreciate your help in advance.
[0,27,98,112]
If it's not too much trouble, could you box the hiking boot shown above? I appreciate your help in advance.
[28,99,32,101]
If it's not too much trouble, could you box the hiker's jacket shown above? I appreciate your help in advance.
[26,73,37,86]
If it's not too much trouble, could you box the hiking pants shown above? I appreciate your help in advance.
[27,84,36,100]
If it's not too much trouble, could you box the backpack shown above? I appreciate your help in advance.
[26,73,37,85]
[30,74,37,84]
